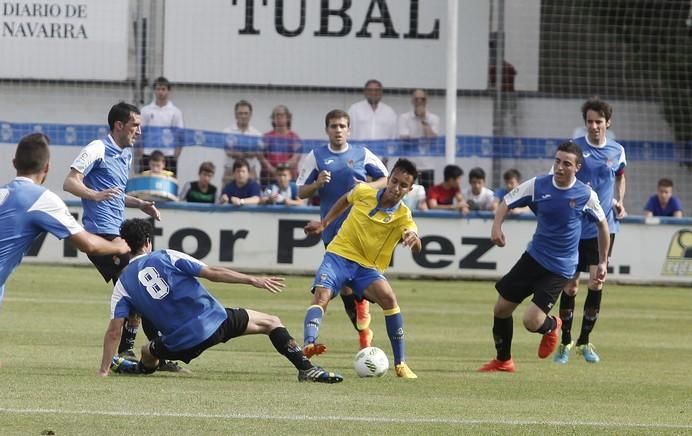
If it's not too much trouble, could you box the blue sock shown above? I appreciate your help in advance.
[303,305,324,345]
[384,306,405,365]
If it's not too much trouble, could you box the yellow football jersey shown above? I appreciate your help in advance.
[327,183,417,272]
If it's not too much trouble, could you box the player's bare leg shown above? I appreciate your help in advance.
[365,281,416,379]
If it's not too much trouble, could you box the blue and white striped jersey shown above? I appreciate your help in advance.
[111,249,227,351]
[573,136,626,238]
[504,174,605,278]
[0,177,83,301]
[70,135,132,235]
[297,143,387,245]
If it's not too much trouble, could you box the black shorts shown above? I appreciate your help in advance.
[86,234,132,283]
[576,234,616,272]
[149,308,249,364]
[495,252,568,313]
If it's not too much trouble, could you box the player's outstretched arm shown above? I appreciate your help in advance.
[98,317,125,376]
[70,232,130,256]
[200,266,285,294]
[63,168,122,202]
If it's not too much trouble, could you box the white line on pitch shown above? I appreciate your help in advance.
[0,407,690,429]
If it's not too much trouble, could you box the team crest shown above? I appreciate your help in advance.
[319,272,328,283]
[569,199,577,208]
[348,159,354,168]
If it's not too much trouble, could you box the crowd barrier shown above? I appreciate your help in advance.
[22,202,692,286]
[1,121,690,160]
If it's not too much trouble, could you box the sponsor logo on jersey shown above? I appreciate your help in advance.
[324,159,334,165]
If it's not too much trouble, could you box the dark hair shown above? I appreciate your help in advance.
[658,178,674,188]
[469,167,486,181]
[149,150,165,162]
[324,109,350,128]
[391,158,418,183]
[14,133,50,174]
[581,96,613,123]
[503,168,521,181]
[443,164,463,181]
[232,158,250,172]
[120,218,153,254]
[235,99,253,113]
[108,102,140,130]
[199,161,215,174]
[364,79,383,89]
[271,104,292,129]
[153,76,171,90]
[556,141,583,166]
[275,163,291,173]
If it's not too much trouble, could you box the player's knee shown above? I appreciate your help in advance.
[563,285,578,297]
[312,287,332,307]
[522,315,542,332]
[587,279,603,290]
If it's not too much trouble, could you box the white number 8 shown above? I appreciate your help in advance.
[138,266,169,299]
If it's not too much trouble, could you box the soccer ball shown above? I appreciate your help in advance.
[354,346,389,377]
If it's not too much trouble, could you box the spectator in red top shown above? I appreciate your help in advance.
[427,164,469,214]
[260,105,302,187]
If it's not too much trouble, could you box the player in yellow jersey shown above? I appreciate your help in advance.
[302,158,421,378]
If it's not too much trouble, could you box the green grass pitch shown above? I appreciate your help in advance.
[0,264,690,435]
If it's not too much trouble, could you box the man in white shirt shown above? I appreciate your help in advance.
[223,100,263,185]
[398,88,441,174]
[347,79,397,141]
[138,76,185,175]
[398,89,440,139]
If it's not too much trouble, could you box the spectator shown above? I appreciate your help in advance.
[223,100,263,186]
[488,38,518,136]
[219,158,261,206]
[140,150,175,177]
[404,183,428,211]
[644,178,683,217]
[260,105,301,187]
[398,89,440,139]
[427,164,469,214]
[462,167,495,211]
[138,76,184,175]
[261,163,304,206]
[348,79,397,141]
[179,161,217,204]
[493,168,530,214]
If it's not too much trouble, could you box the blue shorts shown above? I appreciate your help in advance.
[312,252,386,299]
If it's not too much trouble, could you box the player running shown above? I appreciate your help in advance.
[479,141,610,372]
[555,97,627,364]
[302,158,421,379]
[297,109,388,352]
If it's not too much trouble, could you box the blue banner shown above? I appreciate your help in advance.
[1,120,689,161]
